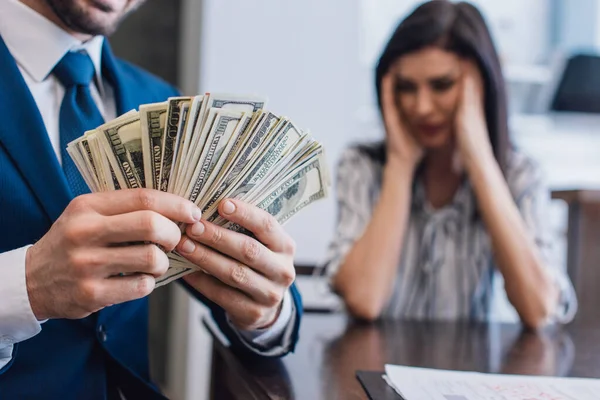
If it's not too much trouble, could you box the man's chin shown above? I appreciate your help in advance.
[65,16,120,37]
[45,0,140,36]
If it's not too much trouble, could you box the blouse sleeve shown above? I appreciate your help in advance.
[321,147,381,279]
[506,152,578,324]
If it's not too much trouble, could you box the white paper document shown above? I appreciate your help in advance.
[384,364,600,400]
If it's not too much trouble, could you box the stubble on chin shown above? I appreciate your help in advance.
[44,0,145,36]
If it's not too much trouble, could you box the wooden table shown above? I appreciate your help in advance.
[209,313,600,399]
[552,189,600,324]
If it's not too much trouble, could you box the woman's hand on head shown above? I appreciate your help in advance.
[454,60,493,168]
[381,73,423,170]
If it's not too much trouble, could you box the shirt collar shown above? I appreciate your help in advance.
[0,0,104,85]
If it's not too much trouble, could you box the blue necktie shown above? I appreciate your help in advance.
[53,51,105,197]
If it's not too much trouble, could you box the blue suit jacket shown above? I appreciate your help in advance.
[0,36,302,399]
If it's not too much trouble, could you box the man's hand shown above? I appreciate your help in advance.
[177,199,296,331]
[26,189,202,321]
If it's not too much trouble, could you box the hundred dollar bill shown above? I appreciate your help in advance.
[97,112,145,189]
[175,95,212,193]
[235,121,304,194]
[209,136,317,227]
[184,92,266,163]
[225,150,329,231]
[197,111,262,205]
[87,110,139,189]
[195,113,251,202]
[173,95,204,189]
[176,95,266,196]
[140,102,168,189]
[242,134,316,205]
[159,97,193,192]
[203,120,303,222]
[91,134,122,191]
[66,141,97,192]
[200,111,281,211]
[258,151,328,225]
[167,102,191,193]
[89,133,116,191]
[175,109,217,197]
[184,109,245,204]
[78,132,102,190]
[76,138,101,191]
[206,93,266,116]
[70,111,136,191]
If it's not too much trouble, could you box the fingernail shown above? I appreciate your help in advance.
[222,200,236,215]
[180,239,195,254]
[191,207,202,221]
[191,221,205,236]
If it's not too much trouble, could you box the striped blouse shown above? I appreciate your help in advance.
[323,144,577,324]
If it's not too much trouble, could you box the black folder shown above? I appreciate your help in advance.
[355,370,404,400]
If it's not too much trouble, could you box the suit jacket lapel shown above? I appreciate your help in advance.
[0,35,71,222]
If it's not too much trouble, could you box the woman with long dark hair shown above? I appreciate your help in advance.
[324,1,576,328]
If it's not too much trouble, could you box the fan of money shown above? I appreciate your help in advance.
[67,94,330,287]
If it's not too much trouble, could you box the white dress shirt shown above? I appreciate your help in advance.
[0,0,292,371]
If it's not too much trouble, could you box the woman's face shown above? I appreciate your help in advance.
[390,47,463,149]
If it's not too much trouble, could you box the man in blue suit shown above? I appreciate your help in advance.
[0,0,302,398]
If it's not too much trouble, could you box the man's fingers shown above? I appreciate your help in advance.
[76,189,201,223]
[183,272,272,330]
[72,273,156,315]
[69,245,169,279]
[69,245,166,314]
[102,273,157,306]
[77,245,169,278]
[217,199,295,255]
[176,236,283,306]
[101,211,182,251]
[183,219,274,276]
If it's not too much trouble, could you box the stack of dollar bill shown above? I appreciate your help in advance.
[67,94,330,287]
